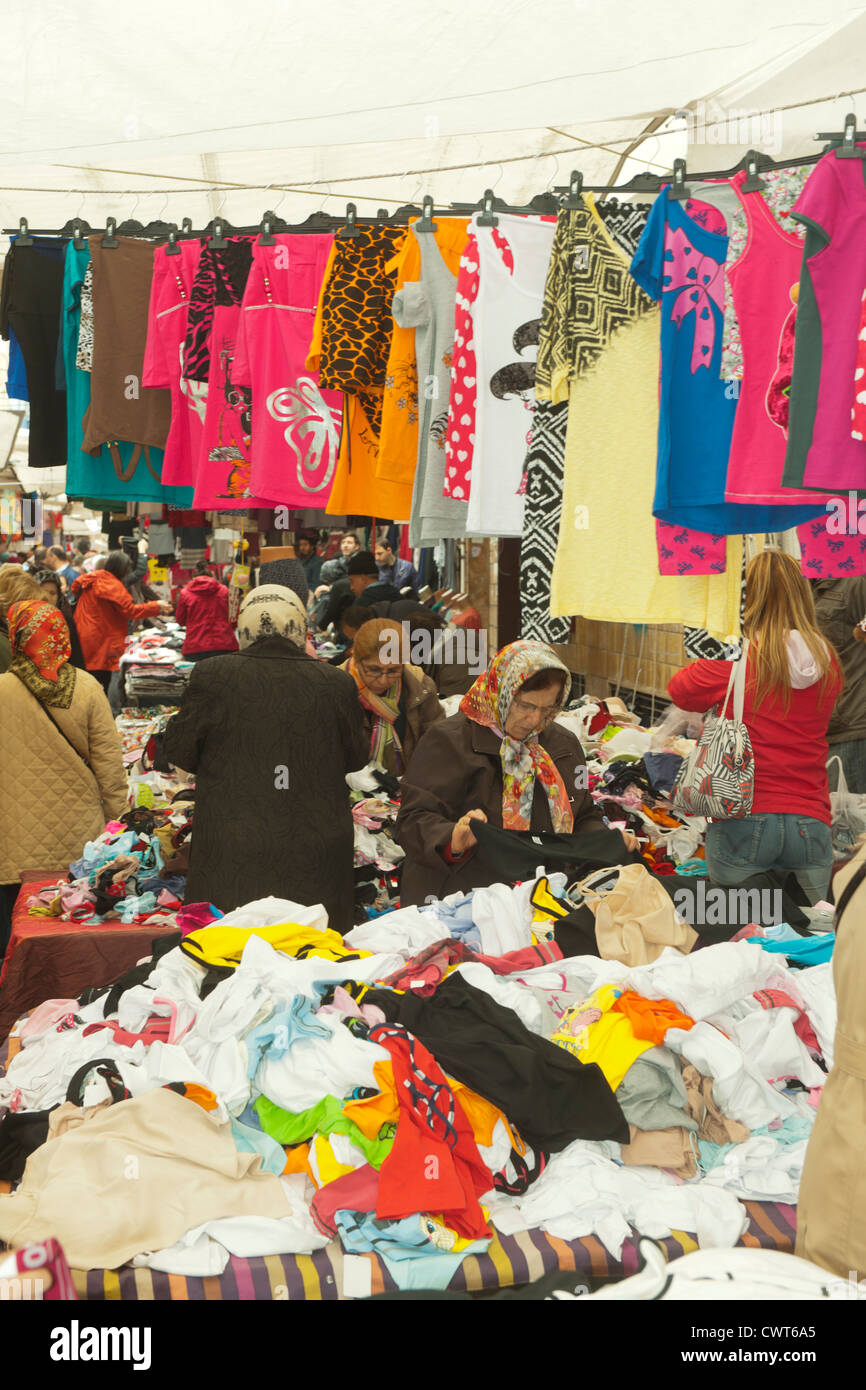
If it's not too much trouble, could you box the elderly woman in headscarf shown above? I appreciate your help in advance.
[163,586,369,931]
[395,639,639,905]
[341,618,444,777]
[0,601,127,951]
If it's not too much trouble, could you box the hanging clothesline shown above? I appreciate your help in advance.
[7,114,865,242]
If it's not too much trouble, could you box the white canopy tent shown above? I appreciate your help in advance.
[2,0,866,233]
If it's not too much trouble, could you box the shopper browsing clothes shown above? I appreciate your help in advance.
[0,601,127,955]
[396,639,635,905]
[72,551,171,693]
[174,562,238,662]
[668,549,842,904]
[32,570,86,670]
[164,586,368,931]
[341,618,444,776]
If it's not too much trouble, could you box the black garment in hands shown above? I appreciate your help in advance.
[366,973,629,1152]
[163,635,369,930]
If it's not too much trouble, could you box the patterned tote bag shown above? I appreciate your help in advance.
[671,640,754,819]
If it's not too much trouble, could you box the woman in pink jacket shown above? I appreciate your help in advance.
[174,563,238,662]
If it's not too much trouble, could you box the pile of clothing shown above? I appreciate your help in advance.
[120,626,191,705]
[0,877,835,1286]
[559,697,707,874]
[23,806,193,926]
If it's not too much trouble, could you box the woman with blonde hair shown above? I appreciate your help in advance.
[0,567,42,672]
[668,548,842,901]
[341,618,444,777]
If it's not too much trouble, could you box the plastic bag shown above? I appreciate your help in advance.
[828,755,866,860]
[649,703,706,750]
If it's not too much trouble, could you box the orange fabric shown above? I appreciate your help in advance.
[641,805,682,828]
[343,1058,521,1153]
[71,570,161,671]
[281,1141,317,1185]
[307,243,414,520]
[611,990,695,1044]
[375,217,470,488]
[180,1083,220,1112]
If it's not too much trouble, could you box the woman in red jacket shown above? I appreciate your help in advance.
[668,549,843,904]
[72,551,170,691]
[174,562,238,661]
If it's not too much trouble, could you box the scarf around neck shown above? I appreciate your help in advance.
[348,655,405,771]
[459,639,574,832]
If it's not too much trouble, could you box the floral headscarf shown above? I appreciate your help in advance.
[237,585,308,651]
[7,600,76,708]
[460,639,573,832]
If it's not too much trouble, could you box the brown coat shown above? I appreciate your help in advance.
[796,842,866,1279]
[340,660,444,777]
[0,669,128,883]
[395,711,605,905]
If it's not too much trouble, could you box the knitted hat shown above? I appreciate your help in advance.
[347,551,378,577]
[257,558,309,606]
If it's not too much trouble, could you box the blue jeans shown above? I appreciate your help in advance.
[705,813,833,906]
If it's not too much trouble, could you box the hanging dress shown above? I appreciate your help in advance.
[232,233,342,508]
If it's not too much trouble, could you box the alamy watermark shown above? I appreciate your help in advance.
[379,620,487,675]
[825,492,866,535]
[674,883,784,928]
[678,101,782,158]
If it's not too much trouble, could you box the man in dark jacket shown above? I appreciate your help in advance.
[375,539,419,593]
[813,576,866,792]
[347,551,411,609]
[164,587,369,931]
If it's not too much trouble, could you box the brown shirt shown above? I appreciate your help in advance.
[395,710,605,905]
[82,234,172,453]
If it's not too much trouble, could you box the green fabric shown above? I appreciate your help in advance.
[254,1093,395,1169]
[781,222,827,492]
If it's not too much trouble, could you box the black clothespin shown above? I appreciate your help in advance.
[376,208,389,221]
[59,217,91,246]
[415,195,438,233]
[740,150,768,192]
[207,216,231,249]
[337,203,359,239]
[258,210,278,245]
[476,189,500,227]
[164,223,181,256]
[102,216,119,249]
[181,217,194,235]
[16,217,33,247]
[561,170,584,209]
[836,112,863,158]
[667,158,691,200]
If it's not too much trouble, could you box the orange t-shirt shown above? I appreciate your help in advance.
[611,990,695,1045]
[375,218,470,490]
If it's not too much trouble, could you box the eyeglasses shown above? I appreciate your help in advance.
[511,694,559,720]
[359,661,401,683]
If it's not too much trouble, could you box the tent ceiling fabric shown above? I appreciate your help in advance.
[1,1,864,226]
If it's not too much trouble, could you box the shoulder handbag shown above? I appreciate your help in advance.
[570,862,698,967]
[670,640,754,820]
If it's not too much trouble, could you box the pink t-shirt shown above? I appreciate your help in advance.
[191,301,281,508]
[725,170,833,509]
[143,241,206,488]
[232,235,343,508]
[785,148,866,491]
